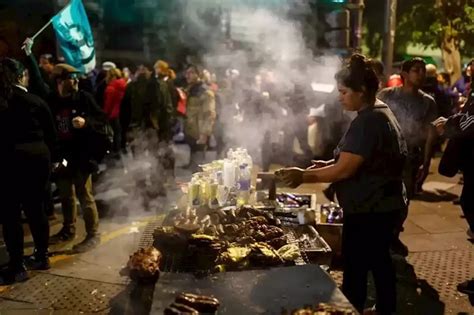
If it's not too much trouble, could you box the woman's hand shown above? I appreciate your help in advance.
[275,167,304,188]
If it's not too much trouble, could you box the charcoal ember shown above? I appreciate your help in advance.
[164,302,199,314]
[126,247,161,283]
[175,293,220,313]
[266,236,288,250]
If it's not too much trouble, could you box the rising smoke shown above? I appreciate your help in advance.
[182,2,350,162]
[96,2,351,216]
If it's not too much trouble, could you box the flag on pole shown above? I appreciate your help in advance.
[52,0,96,73]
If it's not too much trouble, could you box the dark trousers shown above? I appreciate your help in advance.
[110,118,122,154]
[44,180,55,217]
[3,146,50,267]
[342,211,398,314]
[460,171,474,231]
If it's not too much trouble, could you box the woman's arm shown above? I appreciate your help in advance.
[303,152,363,183]
[278,152,364,188]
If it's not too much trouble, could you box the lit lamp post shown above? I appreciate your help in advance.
[382,0,397,77]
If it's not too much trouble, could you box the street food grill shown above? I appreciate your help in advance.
[152,205,314,273]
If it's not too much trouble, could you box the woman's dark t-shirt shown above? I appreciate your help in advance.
[333,100,408,214]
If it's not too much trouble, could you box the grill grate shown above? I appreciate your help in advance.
[137,220,164,249]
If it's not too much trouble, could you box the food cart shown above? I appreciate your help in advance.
[123,148,354,314]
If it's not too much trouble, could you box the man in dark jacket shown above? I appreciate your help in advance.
[47,64,106,252]
[120,64,153,147]
[0,58,57,283]
[434,88,474,296]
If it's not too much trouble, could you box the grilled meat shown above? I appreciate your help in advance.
[126,247,161,281]
[175,293,220,313]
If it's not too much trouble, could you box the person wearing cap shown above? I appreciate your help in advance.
[102,61,116,72]
[378,57,438,256]
[44,63,106,252]
[0,58,57,283]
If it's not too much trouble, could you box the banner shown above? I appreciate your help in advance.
[52,0,96,73]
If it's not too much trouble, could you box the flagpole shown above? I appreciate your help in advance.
[21,1,72,49]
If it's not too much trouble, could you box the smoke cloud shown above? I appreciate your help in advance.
[181,2,350,163]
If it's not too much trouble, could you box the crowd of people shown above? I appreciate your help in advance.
[0,36,472,312]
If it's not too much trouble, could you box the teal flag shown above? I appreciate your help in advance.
[52,0,96,73]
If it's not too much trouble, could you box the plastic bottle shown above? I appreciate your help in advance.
[236,164,251,206]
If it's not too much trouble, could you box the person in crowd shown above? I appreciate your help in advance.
[94,61,117,107]
[38,54,55,85]
[103,68,127,155]
[423,64,452,118]
[154,60,179,120]
[0,58,57,283]
[120,63,153,150]
[277,54,406,315]
[434,84,474,296]
[438,71,460,115]
[149,60,177,142]
[378,57,438,256]
[184,64,216,164]
[370,59,387,90]
[453,60,472,97]
[203,69,219,93]
[46,64,106,252]
[122,67,132,84]
[150,60,177,180]
[286,84,313,168]
[22,39,58,220]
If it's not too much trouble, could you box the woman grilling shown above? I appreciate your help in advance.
[277,54,407,315]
